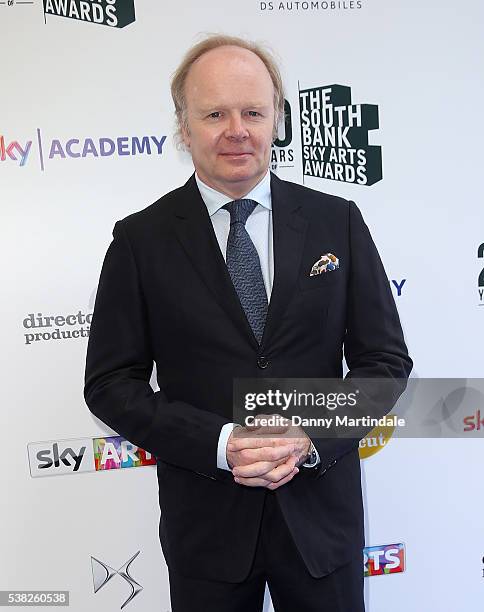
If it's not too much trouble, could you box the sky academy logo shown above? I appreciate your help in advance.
[1,129,166,171]
[43,0,135,28]
[0,135,31,167]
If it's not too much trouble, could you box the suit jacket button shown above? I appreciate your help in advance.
[257,356,269,369]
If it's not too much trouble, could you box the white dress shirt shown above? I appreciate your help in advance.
[194,171,320,472]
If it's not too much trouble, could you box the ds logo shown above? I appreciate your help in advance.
[363,543,405,577]
[91,551,143,609]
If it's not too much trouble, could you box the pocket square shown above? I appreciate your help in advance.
[310,253,339,276]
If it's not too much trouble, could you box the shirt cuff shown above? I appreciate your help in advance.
[217,423,241,471]
[302,442,321,468]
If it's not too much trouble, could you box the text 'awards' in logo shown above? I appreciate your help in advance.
[43,0,136,28]
[364,543,405,577]
[299,84,382,185]
[91,551,142,609]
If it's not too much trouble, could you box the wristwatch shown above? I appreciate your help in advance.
[302,441,319,468]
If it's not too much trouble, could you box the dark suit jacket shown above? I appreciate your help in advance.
[84,172,412,582]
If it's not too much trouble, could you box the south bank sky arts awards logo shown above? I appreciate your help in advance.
[300,84,382,185]
[272,84,382,186]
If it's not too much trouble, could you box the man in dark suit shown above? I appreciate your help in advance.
[84,34,412,612]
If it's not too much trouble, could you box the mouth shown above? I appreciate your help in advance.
[219,152,252,157]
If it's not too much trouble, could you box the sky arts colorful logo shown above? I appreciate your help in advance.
[93,437,154,471]
[28,435,155,477]
[363,543,405,576]
[0,129,167,171]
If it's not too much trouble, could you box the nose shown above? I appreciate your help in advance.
[225,113,249,140]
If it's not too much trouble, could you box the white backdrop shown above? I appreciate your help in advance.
[2,0,483,610]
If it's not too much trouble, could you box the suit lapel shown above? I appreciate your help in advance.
[261,173,308,346]
[172,173,308,350]
[173,175,260,349]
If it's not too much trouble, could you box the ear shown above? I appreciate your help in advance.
[181,121,190,150]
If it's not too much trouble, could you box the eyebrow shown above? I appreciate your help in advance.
[197,104,271,113]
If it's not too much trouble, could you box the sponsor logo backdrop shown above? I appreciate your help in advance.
[1,0,483,610]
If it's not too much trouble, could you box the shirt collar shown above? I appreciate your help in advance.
[195,170,272,217]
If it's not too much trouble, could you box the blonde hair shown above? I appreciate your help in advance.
[171,34,285,143]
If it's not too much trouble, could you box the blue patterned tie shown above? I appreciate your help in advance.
[223,199,268,344]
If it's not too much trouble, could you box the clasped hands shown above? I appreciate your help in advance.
[226,414,311,490]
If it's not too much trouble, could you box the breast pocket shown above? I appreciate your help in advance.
[299,270,343,291]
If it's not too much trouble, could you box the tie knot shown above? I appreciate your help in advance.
[223,199,258,226]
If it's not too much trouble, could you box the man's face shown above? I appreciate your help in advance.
[181,45,276,199]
